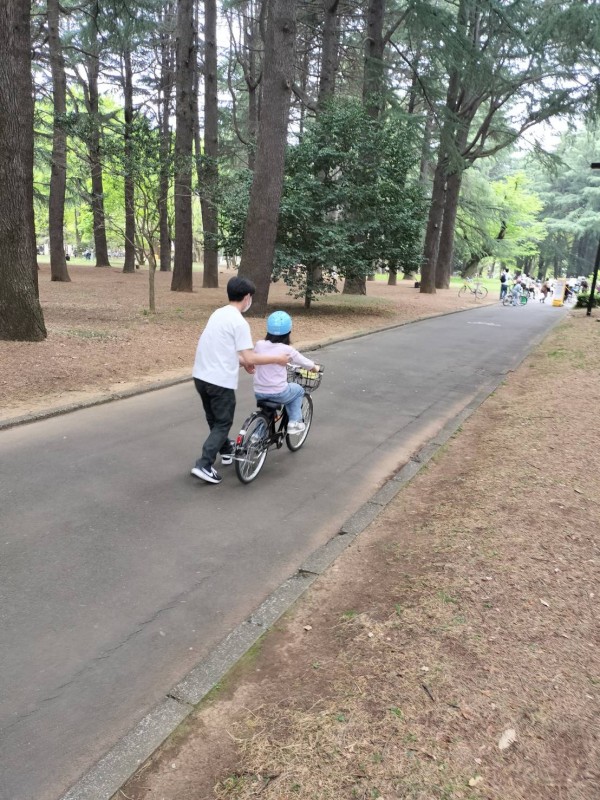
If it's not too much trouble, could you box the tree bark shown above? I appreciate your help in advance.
[362,0,385,120]
[344,0,385,297]
[242,0,261,168]
[0,0,46,340]
[122,45,136,273]
[537,256,545,281]
[159,5,175,272]
[201,0,219,288]
[171,0,195,292]
[84,2,111,268]
[419,65,462,295]
[317,0,339,108]
[47,0,70,282]
[419,156,446,294]
[419,108,434,185]
[435,168,463,289]
[73,206,82,253]
[238,0,297,315]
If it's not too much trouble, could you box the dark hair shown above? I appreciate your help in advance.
[227,276,256,301]
[265,332,291,345]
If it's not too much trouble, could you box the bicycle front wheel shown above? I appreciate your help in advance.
[235,413,270,484]
[458,285,468,298]
[475,286,488,300]
[286,395,313,452]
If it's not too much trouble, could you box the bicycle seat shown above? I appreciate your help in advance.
[257,399,282,412]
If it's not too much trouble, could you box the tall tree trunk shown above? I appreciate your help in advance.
[122,46,136,273]
[435,168,464,289]
[0,0,46,340]
[201,0,219,288]
[238,0,297,315]
[47,0,70,282]
[159,5,174,272]
[84,3,111,268]
[553,253,560,279]
[537,256,545,281]
[344,0,384,297]
[419,0,470,295]
[317,0,340,107]
[244,0,261,169]
[171,0,195,292]
[387,261,397,285]
[73,206,82,253]
[419,156,446,295]
[362,0,385,119]
[419,70,462,295]
[419,108,434,185]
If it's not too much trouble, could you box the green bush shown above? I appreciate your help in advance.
[575,292,600,308]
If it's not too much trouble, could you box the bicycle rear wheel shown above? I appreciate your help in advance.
[286,395,313,452]
[235,413,270,483]
[475,286,488,299]
[458,285,468,298]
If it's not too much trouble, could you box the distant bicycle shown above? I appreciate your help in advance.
[458,279,488,300]
[233,365,323,484]
[503,285,527,306]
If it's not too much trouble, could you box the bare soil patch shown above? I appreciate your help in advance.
[0,265,492,420]
[118,311,600,800]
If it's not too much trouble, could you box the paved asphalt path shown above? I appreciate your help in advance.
[0,301,563,800]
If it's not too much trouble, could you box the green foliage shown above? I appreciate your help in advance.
[220,101,426,302]
[455,163,546,273]
[531,128,600,275]
[576,293,600,308]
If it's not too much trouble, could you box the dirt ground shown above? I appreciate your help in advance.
[0,265,494,421]
[117,311,600,800]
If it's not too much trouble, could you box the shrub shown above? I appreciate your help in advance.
[575,292,600,308]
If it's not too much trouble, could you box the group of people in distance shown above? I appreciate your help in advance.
[499,269,590,304]
[190,276,320,485]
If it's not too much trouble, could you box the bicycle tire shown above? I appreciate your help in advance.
[234,413,270,484]
[458,285,468,298]
[286,395,313,452]
[475,286,488,299]
[502,296,512,306]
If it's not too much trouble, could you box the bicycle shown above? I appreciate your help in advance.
[502,286,526,306]
[458,279,488,300]
[233,365,323,484]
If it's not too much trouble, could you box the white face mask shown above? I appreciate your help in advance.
[243,296,253,313]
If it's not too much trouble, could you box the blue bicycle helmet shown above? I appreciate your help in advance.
[266,310,292,336]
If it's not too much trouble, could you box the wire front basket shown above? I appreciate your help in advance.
[287,365,323,394]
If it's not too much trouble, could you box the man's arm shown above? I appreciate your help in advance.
[239,349,289,367]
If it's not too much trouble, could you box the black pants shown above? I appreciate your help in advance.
[194,378,236,469]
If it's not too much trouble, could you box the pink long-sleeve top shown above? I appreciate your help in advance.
[253,340,316,395]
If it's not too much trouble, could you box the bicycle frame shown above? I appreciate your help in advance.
[234,405,289,457]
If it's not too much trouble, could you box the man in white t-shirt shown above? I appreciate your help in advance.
[191,276,289,484]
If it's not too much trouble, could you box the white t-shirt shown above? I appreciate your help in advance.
[192,305,253,390]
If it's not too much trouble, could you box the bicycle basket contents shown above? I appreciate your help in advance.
[287,365,322,393]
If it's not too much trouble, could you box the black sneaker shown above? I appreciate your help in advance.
[191,465,222,484]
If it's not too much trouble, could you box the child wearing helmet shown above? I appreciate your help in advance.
[253,311,320,433]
